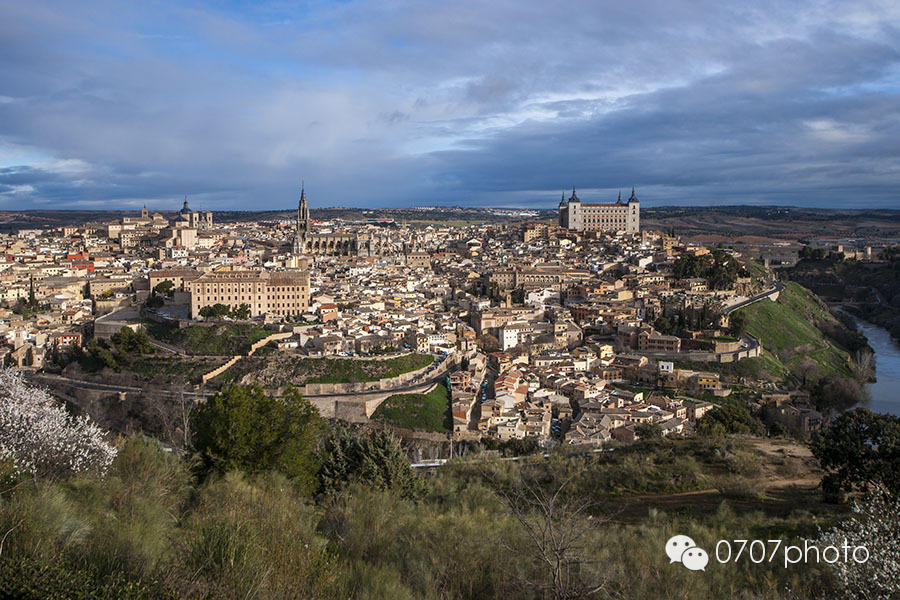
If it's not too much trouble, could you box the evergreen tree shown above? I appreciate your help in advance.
[317,425,424,499]
[191,385,322,493]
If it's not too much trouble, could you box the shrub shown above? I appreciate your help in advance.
[0,557,167,600]
[185,471,336,599]
[111,327,153,356]
[317,425,425,499]
[696,400,765,437]
[499,437,540,457]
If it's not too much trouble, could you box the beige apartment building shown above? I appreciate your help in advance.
[187,269,310,319]
[148,268,202,292]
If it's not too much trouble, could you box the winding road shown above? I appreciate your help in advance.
[723,280,784,315]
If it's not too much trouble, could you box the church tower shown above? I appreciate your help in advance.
[293,183,310,254]
[626,186,640,233]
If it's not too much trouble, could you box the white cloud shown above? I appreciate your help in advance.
[804,120,873,144]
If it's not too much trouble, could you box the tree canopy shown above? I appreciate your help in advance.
[728,311,748,337]
[799,245,828,261]
[635,422,664,440]
[153,280,175,296]
[191,385,322,493]
[198,303,251,320]
[811,408,900,498]
[0,368,116,478]
[111,326,153,355]
[696,400,765,437]
[673,250,746,290]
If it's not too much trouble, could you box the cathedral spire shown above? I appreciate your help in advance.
[297,181,310,236]
[294,181,310,254]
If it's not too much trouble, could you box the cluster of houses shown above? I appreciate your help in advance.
[0,200,843,445]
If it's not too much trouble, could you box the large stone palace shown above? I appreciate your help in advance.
[292,185,394,257]
[186,269,310,319]
[558,187,640,233]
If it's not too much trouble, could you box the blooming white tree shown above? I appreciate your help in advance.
[0,368,116,478]
[818,491,900,600]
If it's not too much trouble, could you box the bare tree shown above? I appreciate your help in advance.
[791,357,819,388]
[179,392,193,450]
[852,348,875,381]
[148,391,193,450]
[484,463,614,600]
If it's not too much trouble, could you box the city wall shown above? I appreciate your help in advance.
[309,380,440,422]
[298,352,458,395]
[200,331,294,383]
[648,334,763,364]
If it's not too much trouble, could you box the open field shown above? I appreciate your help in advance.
[592,438,828,523]
[642,206,900,242]
[371,383,451,432]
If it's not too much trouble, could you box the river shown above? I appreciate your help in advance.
[852,318,900,416]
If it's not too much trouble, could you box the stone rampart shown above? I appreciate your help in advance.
[200,331,294,383]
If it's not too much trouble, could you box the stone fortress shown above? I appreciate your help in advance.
[558,187,640,233]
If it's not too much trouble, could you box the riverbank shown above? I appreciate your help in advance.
[835,310,900,416]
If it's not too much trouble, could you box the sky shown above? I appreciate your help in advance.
[0,0,899,211]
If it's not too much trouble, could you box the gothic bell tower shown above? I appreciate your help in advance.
[293,182,310,254]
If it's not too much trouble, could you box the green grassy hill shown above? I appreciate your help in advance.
[737,281,854,379]
[371,383,451,432]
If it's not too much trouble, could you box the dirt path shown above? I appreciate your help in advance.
[746,438,822,489]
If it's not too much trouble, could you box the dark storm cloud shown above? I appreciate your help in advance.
[0,0,898,209]
[422,29,900,207]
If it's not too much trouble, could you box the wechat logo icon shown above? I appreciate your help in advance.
[666,535,709,571]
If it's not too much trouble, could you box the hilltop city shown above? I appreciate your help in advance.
[5,1,900,597]
[1,184,891,450]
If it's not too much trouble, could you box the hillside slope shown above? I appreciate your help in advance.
[737,281,856,380]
